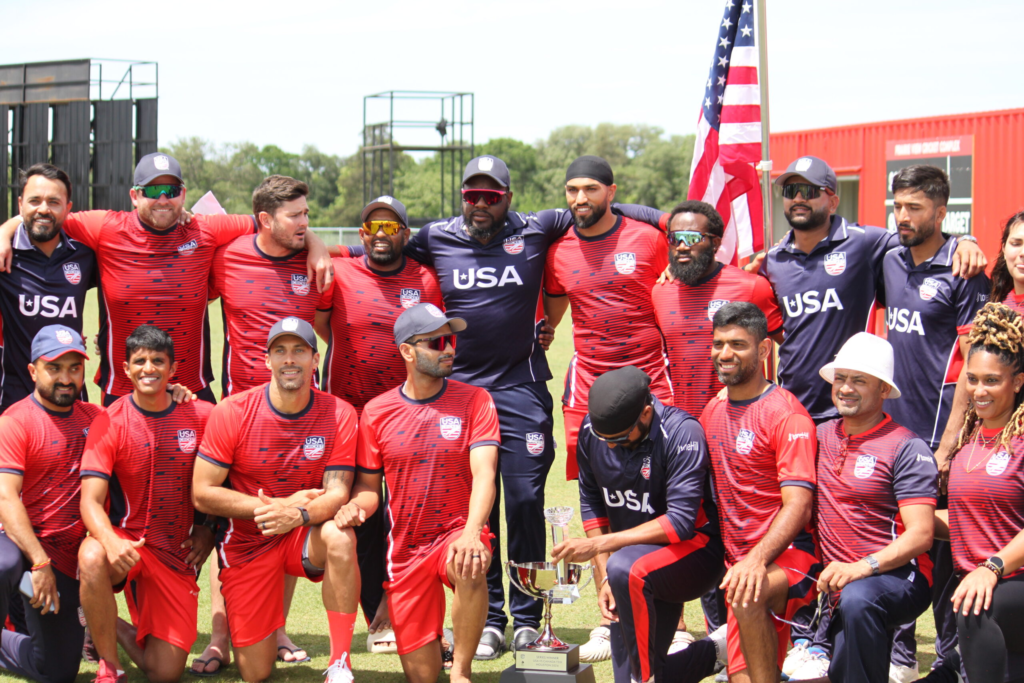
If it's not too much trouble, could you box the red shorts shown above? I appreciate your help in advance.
[725,547,820,676]
[219,527,324,648]
[113,529,199,653]
[384,527,491,656]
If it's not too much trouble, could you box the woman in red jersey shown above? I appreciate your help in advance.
[987,212,1024,315]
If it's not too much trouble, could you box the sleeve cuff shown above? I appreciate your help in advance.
[898,497,937,507]
[956,324,973,336]
[249,215,258,233]
[469,440,500,450]
[0,468,24,476]
[356,465,384,475]
[780,480,815,490]
[198,452,231,468]
[658,515,682,544]
[543,291,567,298]
[324,465,355,472]
[582,517,609,532]
[767,325,783,337]
[316,307,332,312]
[80,470,111,480]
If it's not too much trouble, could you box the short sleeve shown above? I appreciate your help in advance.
[651,229,670,274]
[81,410,119,479]
[196,401,241,468]
[0,417,29,474]
[893,438,938,505]
[326,401,358,471]
[956,274,991,334]
[422,267,444,306]
[772,412,817,487]
[356,411,383,473]
[531,209,575,244]
[316,275,335,310]
[467,389,501,450]
[403,224,435,266]
[543,248,567,297]
[753,275,784,335]
[61,211,109,250]
[203,214,258,247]
[576,429,609,531]
[612,204,669,232]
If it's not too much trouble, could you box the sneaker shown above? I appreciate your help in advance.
[782,640,812,677]
[668,630,695,655]
[579,626,612,663]
[790,650,829,680]
[323,653,354,683]
[94,661,125,683]
[474,627,505,660]
[708,625,728,668]
[889,662,919,683]
[714,674,728,683]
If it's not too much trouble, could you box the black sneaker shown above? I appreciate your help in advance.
[513,627,540,652]
[474,627,505,661]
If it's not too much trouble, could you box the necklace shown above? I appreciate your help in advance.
[964,429,1002,474]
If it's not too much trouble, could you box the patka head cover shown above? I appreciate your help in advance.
[588,366,652,435]
[565,155,614,186]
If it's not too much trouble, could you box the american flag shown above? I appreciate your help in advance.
[688,0,765,265]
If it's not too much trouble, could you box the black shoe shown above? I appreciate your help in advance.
[513,627,540,652]
[474,628,505,661]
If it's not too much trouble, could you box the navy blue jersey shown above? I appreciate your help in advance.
[760,216,895,421]
[577,399,719,543]
[0,225,96,411]
[882,235,989,448]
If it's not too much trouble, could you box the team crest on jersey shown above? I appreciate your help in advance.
[526,432,544,455]
[56,330,73,345]
[63,262,82,284]
[290,273,310,295]
[440,416,462,441]
[503,235,525,255]
[919,277,941,301]
[707,299,729,321]
[614,252,637,275]
[177,239,198,256]
[987,449,1010,476]
[641,456,652,480]
[177,429,197,454]
[854,454,876,479]
[303,436,326,461]
[400,289,421,309]
[824,252,846,276]
[735,429,756,455]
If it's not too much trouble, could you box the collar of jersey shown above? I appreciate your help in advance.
[398,377,448,405]
[837,413,893,442]
[363,255,407,277]
[13,223,76,253]
[30,393,75,418]
[681,262,725,289]
[263,385,316,420]
[129,394,178,419]
[253,235,303,262]
[727,382,777,407]
[781,215,849,255]
[896,233,957,271]
[454,212,526,248]
[572,215,622,243]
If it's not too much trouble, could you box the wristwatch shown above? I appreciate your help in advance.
[982,556,1005,578]
[864,555,880,576]
[202,517,219,533]
[958,234,978,244]
[297,507,310,527]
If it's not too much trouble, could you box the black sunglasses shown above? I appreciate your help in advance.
[410,334,455,352]
[781,183,830,200]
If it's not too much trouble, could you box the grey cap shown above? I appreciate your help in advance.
[462,155,510,188]
[267,317,318,351]
[393,303,467,346]
[360,195,409,227]
[774,155,838,193]
[134,153,184,187]
[31,324,89,363]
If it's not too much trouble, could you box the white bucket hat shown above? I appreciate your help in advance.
[819,332,902,399]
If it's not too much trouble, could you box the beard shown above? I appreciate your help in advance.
[367,239,401,265]
[26,216,61,243]
[669,247,716,285]
[414,349,454,379]
[270,223,305,252]
[38,381,78,407]
[715,358,758,386]
[897,219,937,248]
[785,203,831,232]
[572,201,608,230]
[274,371,306,392]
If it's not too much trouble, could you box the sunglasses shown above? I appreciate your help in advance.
[593,397,652,444]
[461,189,507,206]
[363,220,405,236]
[781,183,829,200]
[410,334,455,352]
[134,184,185,200]
[669,230,714,247]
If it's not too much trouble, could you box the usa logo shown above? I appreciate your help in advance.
[440,416,462,440]
[503,235,525,255]
[290,273,310,296]
[526,432,544,455]
[56,330,73,345]
[854,454,876,479]
[303,436,326,461]
[614,252,637,275]
[641,456,652,480]
[920,277,941,301]
[177,239,198,256]
[154,155,171,171]
[400,288,421,309]
[478,157,495,171]
[988,449,1010,476]
[425,303,445,318]
[707,299,729,321]
[824,252,846,276]
[736,429,755,455]
[63,262,82,284]
[177,429,197,454]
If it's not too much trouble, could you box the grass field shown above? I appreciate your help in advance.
[4,289,939,682]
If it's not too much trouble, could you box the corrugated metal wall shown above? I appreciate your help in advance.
[52,101,91,211]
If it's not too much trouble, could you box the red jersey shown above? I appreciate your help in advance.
[358,379,501,579]
[81,396,214,574]
[0,396,101,577]
[325,256,442,415]
[197,385,358,568]
[210,235,335,396]
[948,430,1024,577]
[61,210,255,397]
[1002,291,1024,317]
[544,217,671,401]
[653,263,782,416]
[699,384,817,565]
[815,416,936,579]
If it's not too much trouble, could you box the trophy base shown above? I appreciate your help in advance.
[500,663,595,683]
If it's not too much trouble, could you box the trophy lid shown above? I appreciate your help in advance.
[544,506,573,526]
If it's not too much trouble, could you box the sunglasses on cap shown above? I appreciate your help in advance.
[409,334,456,352]
[133,184,185,200]
[461,189,507,206]
[363,220,405,236]
[781,183,831,200]
[669,230,715,247]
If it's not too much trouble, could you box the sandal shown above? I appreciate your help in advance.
[366,629,398,655]
[189,657,224,677]
[276,645,311,664]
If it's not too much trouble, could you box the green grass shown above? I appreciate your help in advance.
[3,290,938,682]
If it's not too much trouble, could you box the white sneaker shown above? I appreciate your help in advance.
[889,662,919,683]
[579,626,612,663]
[668,630,695,655]
[783,640,812,677]
[790,651,829,680]
[708,625,728,667]
[324,654,354,683]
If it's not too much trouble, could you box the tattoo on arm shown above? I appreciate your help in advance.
[322,469,354,492]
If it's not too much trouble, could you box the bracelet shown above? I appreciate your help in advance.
[601,576,610,586]
[30,559,51,572]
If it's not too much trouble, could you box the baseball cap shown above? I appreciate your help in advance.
[360,195,409,227]
[267,317,318,351]
[134,153,184,187]
[31,324,89,363]
[774,156,838,193]
[819,332,902,398]
[462,156,511,189]
[588,366,652,435]
[393,303,467,347]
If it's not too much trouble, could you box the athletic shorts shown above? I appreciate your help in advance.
[385,527,491,656]
[726,546,821,676]
[219,527,324,648]
[113,529,199,653]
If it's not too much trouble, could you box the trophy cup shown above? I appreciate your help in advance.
[500,506,595,683]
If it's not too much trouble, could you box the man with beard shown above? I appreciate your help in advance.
[0,164,96,412]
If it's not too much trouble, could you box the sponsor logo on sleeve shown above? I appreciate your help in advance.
[526,432,545,455]
[707,299,729,321]
[503,235,525,255]
[177,239,198,256]
[824,252,846,276]
[177,429,197,454]
[399,289,421,308]
[56,329,73,345]
[736,429,756,455]
[440,416,462,440]
[290,273,310,296]
[854,454,876,479]
[63,262,82,284]
[678,441,700,452]
[614,252,637,275]
[303,436,326,460]
[919,277,941,301]
[641,456,652,480]
[788,432,810,442]
[987,449,1010,476]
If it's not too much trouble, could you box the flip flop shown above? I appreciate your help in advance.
[189,657,224,677]
[366,629,398,654]
[442,629,455,671]
[276,645,311,664]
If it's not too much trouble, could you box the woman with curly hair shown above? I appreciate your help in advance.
[988,211,1024,313]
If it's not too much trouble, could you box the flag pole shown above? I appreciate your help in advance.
[755,0,773,251]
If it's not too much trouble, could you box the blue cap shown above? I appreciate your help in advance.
[134,153,184,186]
[774,155,838,193]
[462,155,511,188]
[267,317,318,351]
[360,195,409,227]
[393,303,466,346]
[31,325,89,363]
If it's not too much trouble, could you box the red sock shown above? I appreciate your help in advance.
[327,610,357,665]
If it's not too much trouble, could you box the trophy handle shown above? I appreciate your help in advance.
[575,563,594,592]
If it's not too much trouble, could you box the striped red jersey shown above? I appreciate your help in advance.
[815,416,937,579]
[210,235,335,396]
[61,210,255,397]
[544,217,670,398]
[81,396,214,574]
[700,384,817,565]
[325,256,442,415]
[198,385,358,567]
[1002,291,1024,317]
[653,263,782,416]
[948,430,1024,577]
[358,379,501,579]
[0,396,101,576]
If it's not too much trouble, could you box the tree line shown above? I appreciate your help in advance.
[161,124,696,227]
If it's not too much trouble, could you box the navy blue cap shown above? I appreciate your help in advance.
[31,324,89,363]
[462,155,510,188]
[394,303,467,346]
[134,153,184,187]
[360,195,409,227]
[774,155,838,193]
[588,366,651,435]
[267,317,318,351]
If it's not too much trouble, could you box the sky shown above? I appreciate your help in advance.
[4,0,1023,157]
